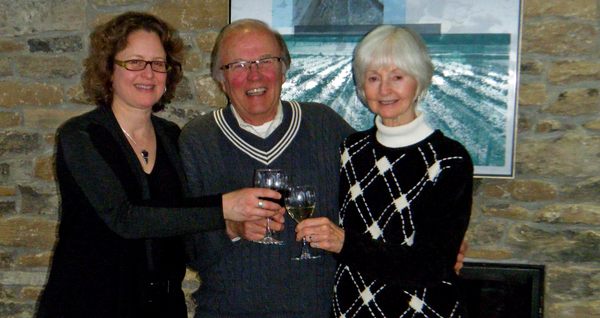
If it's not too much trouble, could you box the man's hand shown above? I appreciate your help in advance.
[225,209,286,241]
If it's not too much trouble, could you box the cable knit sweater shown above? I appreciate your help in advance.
[334,114,473,317]
[179,101,355,318]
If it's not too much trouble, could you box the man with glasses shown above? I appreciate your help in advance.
[179,19,354,317]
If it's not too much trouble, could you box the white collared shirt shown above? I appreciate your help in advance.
[375,111,435,148]
[230,102,284,139]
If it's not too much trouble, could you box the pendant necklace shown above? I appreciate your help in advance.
[121,128,149,164]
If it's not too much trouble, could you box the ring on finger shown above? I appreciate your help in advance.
[315,242,319,249]
[258,199,264,209]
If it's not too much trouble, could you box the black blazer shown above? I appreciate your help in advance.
[36,107,225,318]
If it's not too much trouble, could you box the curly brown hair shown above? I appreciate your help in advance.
[82,11,185,112]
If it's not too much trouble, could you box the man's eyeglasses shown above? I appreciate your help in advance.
[220,57,282,73]
[114,60,172,73]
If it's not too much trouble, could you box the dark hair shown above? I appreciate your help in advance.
[82,11,184,112]
[210,19,291,83]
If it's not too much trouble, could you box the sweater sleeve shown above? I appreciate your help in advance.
[55,121,226,240]
[335,145,473,287]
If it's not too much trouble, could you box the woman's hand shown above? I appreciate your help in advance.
[295,217,345,253]
[221,188,281,222]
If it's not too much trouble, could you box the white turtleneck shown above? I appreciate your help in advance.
[375,111,435,148]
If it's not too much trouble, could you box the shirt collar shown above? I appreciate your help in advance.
[230,102,284,139]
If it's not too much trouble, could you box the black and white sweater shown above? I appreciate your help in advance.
[334,114,473,317]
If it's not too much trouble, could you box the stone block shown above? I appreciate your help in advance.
[544,88,599,116]
[482,180,510,198]
[0,0,86,36]
[481,203,531,220]
[584,119,600,130]
[518,83,547,106]
[524,0,598,19]
[0,299,33,317]
[465,219,506,245]
[0,82,63,108]
[14,56,80,79]
[66,84,94,105]
[549,60,600,85]
[33,155,55,182]
[195,31,218,53]
[0,58,12,77]
[90,0,143,5]
[522,20,597,56]
[0,112,22,129]
[19,185,58,216]
[549,300,600,318]
[171,77,195,102]
[28,35,83,53]
[560,177,600,202]
[150,0,228,31]
[0,187,15,197]
[21,286,43,301]
[463,247,513,260]
[184,51,205,73]
[16,252,52,268]
[536,119,563,133]
[517,134,600,177]
[0,217,57,249]
[24,109,84,130]
[520,59,544,75]
[0,41,26,53]
[508,179,557,202]
[535,204,600,224]
[547,266,600,299]
[507,224,600,262]
[0,270,48,287]
[0,131,40,158]
[194,75,227,108]
[0,251,12,269]
[0,201,16,215]
[0,164,9,178]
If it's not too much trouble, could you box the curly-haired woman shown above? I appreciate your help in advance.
[35,12,282,318]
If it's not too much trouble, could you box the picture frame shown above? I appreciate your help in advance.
[229,0,522,177]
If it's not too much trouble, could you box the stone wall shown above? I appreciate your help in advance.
[0,0,598,317]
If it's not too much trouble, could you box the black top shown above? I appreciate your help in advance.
[36,107,226,318]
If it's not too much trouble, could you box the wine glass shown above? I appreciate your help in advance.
[253,169,289,245]
[285,185,320,260]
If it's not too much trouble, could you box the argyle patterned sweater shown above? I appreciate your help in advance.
[333,118,472,318]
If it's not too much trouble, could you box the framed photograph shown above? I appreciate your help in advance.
[230,0,522,177]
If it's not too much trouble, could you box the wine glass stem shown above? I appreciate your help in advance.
[301,237,309,255]
[265,218,273,238]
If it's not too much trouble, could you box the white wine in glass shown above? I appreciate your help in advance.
[285,185,319,260]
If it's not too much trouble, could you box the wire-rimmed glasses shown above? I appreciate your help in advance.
[220,57,282,74]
